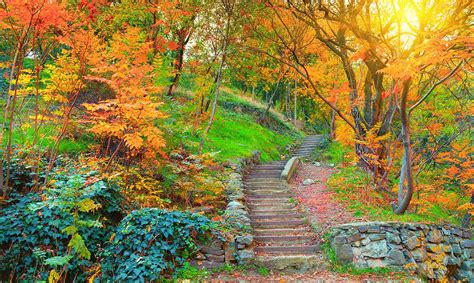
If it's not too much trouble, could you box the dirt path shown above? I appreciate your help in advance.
[289,162,368,240]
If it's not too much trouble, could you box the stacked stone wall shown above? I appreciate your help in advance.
[193,151,261,268]
[331,222,473,281]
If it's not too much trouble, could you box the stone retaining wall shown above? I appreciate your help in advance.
[330,222,473,281]
[193,151,261,269]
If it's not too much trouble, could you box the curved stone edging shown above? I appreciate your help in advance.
[330,222,473,281]
[195,151,261,268]
[281,156,300,183]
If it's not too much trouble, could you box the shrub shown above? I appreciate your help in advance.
[100,208,213,281]
[0,164,125,281]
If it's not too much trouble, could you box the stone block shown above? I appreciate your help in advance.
[387,232,401,244]
[236,249,254,264]
[206,254,225,262]
[411,248,428,262]
[427,243,445,254]
[235,234,253,246]
[368,234,385,241]
[362,240,388,258]
[461,240,474,248]
[348,233,362,242]
[450,244,462,255]
[428,229,443,244]
[335,244,353,264]
[333,235,347,245]
[387,249,405,266]
[406,236,421,250]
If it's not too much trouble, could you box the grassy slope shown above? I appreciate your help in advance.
[164,87,303,162]
[319,141,457,225]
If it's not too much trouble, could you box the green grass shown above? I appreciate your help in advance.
[163,87,302,162]
[198,110,297,162]
[328,164,459,225]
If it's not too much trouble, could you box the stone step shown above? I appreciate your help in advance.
[251,219,306,229]
[250,213,303,220]
[254,235,315,244]
[250,208,299,215]
[254,255,322,273]
[244,190,291,196]
[255,245,320,255]
[243,178,282,184]
[254,227,311,236]
[247,171,282,175]
[248,203,296,211]
[255,165,286,170]
[246,198,290,204]
[245,193,292,199]
[244,174,281,182]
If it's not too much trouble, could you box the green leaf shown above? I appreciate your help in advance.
[45,255,73,267]
[68,234,91,259]
[77,199,100,212]
[62,225,77,235]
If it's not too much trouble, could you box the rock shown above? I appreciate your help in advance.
[335,244,353,264]
[461,240,474,248]
[358,226,369,233]
[462,231,472,239]
[367,226,381,233]
[451,244,462,255]
[328,163,335,167]
[387,232,401,244]
[418,263,435,279]
[361,240,388,258]
[313,162,321,166]
[361,237,370,245]
[411,248,428,262]
[366,258,385,268]
[196,253,206,260]
[206,254,225,262]
[446,256,461,266]
[406,236,420,250]
[303,179,314,185]
[387,249,405,266]
[235,234,253,246]
[427,244,445,254]
[236,249,254,264]
[333,235,347,244]
[428,229,443,243]
[368,234,385,241]
[348,233,362,242]
[227,200,245,210]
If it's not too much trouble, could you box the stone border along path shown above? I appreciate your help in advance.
[244,135,325,273]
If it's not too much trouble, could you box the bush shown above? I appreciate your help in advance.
[100,208,213,281]
[0,165,125,281]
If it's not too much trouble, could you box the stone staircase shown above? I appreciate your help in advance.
[244,135,324,272]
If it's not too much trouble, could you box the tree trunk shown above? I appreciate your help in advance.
[167,27,193,96]
[259,79,281,123]
[198,15,230,154]
[393,80,414,215]
[461,193,473,228]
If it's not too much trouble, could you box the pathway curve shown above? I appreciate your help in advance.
[244,135,324,273]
